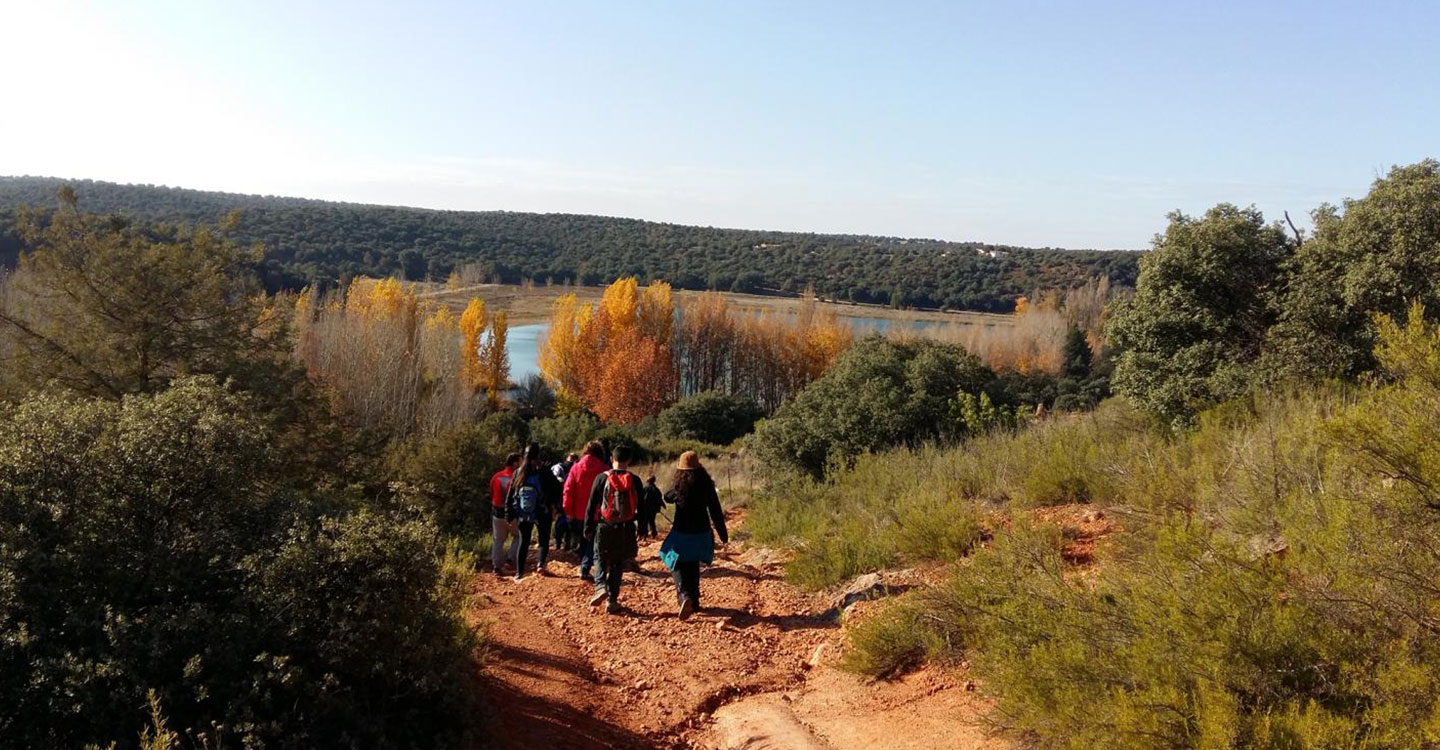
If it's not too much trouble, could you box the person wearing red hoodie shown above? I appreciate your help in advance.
[563,440,607,581]
[489,452,521,577]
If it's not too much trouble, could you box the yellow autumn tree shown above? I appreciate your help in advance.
[478,311,510,406]
[459,298,487,392]
[638,281,674,345]
[539,293,587,397]
[294,277,481,436]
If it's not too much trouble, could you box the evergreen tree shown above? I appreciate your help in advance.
[1061,328,1093,379]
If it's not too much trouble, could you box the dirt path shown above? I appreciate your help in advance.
[472,515,1008,749]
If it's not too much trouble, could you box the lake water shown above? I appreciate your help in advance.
[504,315,980,386]
[507,323,547,384]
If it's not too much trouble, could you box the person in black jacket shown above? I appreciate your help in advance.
[639,475,663,539]
[660,451,728,620]
[505,442,564,580]
[583,445,642,614]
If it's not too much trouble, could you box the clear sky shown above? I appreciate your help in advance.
[1,0,1435,248]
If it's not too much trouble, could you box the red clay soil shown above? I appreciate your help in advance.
[470,510,1019,749]
[471,514,835,749]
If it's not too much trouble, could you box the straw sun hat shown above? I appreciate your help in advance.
[675,451,702,471]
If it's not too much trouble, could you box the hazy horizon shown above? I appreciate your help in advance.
[2,1,1435,249]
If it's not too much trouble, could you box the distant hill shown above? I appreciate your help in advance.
[0,176,1140,312]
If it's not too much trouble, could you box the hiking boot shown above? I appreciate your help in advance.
[580,568,594,582]
[494,569,506,580]
[589,589,608,607]
[606,600,622,615]
[536,563,550,577]
[678,597,695,621]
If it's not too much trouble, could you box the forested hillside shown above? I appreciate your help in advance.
[0,176,1138,311]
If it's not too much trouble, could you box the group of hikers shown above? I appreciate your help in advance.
[488,441,728,617]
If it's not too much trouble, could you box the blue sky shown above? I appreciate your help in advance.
[1,0,1435,248]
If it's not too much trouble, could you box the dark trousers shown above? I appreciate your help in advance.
[514,512,551,574]
[579,529,595,577]
[638,512,659,538]
[552,515,569,550]
[595,553,624,604]
[672,561,701,606]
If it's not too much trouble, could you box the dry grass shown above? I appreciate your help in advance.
[632,452,759,507]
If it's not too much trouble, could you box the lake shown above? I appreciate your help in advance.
[508,323,547,384]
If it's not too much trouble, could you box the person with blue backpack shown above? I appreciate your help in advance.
[505,442,564,580]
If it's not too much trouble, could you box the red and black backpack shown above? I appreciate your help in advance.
[599,471,639,524]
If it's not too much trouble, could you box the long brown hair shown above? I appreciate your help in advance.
[509,442,544,500]
[671,466,714,506]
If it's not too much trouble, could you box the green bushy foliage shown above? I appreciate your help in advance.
[1108,160,1440,424]
[657,390,763,445]
[1266,160,1440,380]
[1107,204,1293,426]
[840,602,943,679]
[593,424,648,462]
[750,336,993,478]
[0,378,479,749]
[0,189,296,401]
[477,409,529,452]
[842,307,1440,748]
[749,448,988,589]
[385,419,522,538]
[948,391,1024,437]
[529,411,602,455]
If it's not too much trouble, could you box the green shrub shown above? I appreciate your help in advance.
[593,424,647,461]
[784,519,899,590]
[829,311,1440,747]
[385,420,517,539]
[749,448,995,589]
[893,494,984,562]
[0,378,480,749]
[477,409,529,452]
[658,391,764,445]
[529,411,601,455]
[750,336,993,478]
[840,602,940,679]
[512,373,557,419]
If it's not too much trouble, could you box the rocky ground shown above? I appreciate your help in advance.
[470,512,1011,749]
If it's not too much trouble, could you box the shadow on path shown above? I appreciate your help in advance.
[477,642,655,750]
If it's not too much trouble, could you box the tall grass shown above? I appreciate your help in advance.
[824,310,1440,747]
[748,400,1160,589]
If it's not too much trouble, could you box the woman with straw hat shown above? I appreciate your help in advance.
[660,451,729,620]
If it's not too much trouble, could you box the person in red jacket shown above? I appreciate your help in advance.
[489,453,521,577]
[563,441,607,581]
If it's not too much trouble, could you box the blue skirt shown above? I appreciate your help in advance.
[660,531,715,570]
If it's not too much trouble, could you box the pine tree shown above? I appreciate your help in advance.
[1061,328,1093,379]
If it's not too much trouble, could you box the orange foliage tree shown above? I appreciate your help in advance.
[542,281,853,422]
[540,278,680,423]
